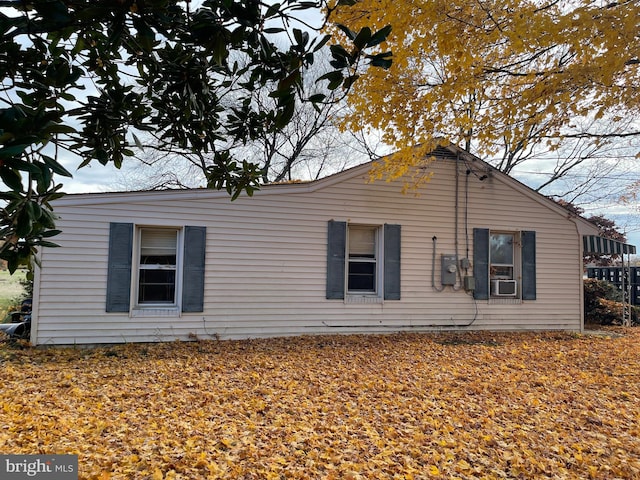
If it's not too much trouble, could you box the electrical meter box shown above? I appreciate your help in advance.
[441,254,458,286]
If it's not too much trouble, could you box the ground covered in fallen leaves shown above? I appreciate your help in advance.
[1,330,639,479]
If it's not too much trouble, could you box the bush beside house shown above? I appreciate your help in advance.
[584,278,639,326]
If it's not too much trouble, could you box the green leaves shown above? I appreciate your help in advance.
[0,166,23,192]
[318,24,392,93]
[367,51,393,69]
[0,191,62,273]
[1,0,393,272]
[336,24,392,50]
[205,151,263,200]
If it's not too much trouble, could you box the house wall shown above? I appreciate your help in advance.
[32,158,584,345]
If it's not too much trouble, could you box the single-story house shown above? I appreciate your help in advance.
[29,145,635,345]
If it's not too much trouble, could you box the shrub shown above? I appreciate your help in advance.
[584,278,638,325]
[19,273,33,299]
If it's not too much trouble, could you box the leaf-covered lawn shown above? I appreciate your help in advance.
[1,330,639,479]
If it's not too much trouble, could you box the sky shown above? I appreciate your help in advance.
[13,0,637,256]
[511,168,640,255]
[58,149,640,256]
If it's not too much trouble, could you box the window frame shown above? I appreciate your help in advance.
[473,228,536,301]
[489,231,521,298]
[326,221,401,301]
[134,226,183,308]
[346,224,381,296]
[106,223,206,314]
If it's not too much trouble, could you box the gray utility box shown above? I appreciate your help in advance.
[441,254,458,286]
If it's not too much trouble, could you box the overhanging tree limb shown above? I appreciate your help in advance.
[0,0,392,272]
[330,0,639,197]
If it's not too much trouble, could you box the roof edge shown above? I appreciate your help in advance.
[49,143,629,249]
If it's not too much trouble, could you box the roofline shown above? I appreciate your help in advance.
[52,160,376,206]
[414,142,602,237]
[457,153,601,236]
[47,143,608,239]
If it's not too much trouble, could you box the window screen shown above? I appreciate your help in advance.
[138,229,178,304]
[348,226,377,293]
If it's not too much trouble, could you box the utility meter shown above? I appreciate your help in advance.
[441,254,458,286]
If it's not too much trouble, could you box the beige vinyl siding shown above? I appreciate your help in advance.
[33,158,586,345]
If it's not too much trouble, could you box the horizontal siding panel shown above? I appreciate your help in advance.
[34,158,586,345]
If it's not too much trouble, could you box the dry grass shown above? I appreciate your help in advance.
[0,269,26,320]
[1,330,639,479]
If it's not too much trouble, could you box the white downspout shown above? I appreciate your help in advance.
[30,251,43,346]
[575,223,586,333]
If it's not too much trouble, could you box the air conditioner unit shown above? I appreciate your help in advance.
[491,279,517,296]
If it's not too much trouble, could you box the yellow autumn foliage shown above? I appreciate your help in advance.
[1,330,640,479]
[328,0,640,182]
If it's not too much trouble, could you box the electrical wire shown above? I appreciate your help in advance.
[453,156,463,291]
[431,236,445,292]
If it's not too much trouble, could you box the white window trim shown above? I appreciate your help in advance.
[346,224,383,299]
[489,230,521,299]
[131,226,184,315]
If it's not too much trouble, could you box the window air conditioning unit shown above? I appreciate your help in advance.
[491,279,517,296]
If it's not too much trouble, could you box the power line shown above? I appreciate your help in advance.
[510,171,639,180]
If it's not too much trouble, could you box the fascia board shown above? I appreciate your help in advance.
[51,162,374,208]
[49,145,599,240]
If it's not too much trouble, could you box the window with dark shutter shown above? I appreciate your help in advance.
[106,223,206,313]
[326,220,347,299]
[473,228,536,301]
[473,228,490,300]
[182,226,206,312]
[326,221,401,301]
[521,231,536,300]
[106,223,134,312]
[384,224,401,300]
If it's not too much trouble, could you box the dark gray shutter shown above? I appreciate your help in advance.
[182,226,206,312]
[473,228,490,300]
[326,220,346,299]
[521,230,536,300]
[106,223,133,312]
[384,224,401,300]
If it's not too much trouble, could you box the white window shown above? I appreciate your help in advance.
[347,225,378,294]
[473,228,535,301]
[137,228,181,306]
[490,232,519,297]
[490,233,515,279]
